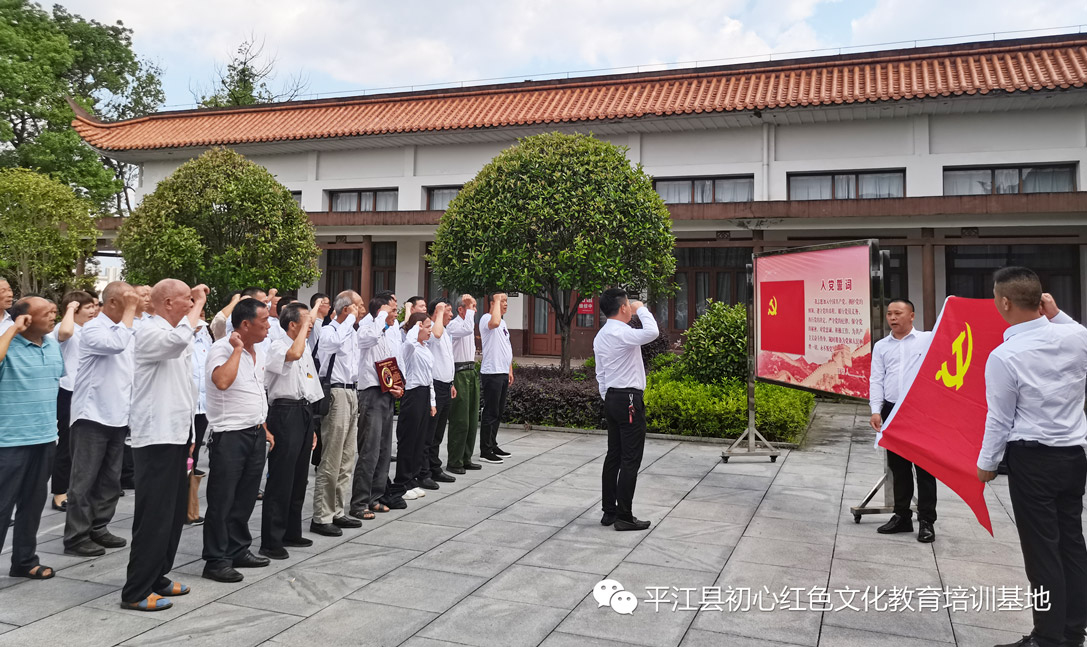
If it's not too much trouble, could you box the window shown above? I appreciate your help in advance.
[654,176,754,204]
[943,165,1076,196]
[945,244,1081,321]
[290,191,302,207]
[329,189,399,211]
[883,246,908,302]
[653,247,752,331]
[789,171,904,200]
[371,242,396,294]
[325,249,361,295]
[428,187,461,210]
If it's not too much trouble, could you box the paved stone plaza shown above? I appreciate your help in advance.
[0,402,1061,646]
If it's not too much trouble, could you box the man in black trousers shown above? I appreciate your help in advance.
[260,302,323,559]
[202,298,272,583]
[477,293,513,464]
[978,271,1087,647]
[121,279,207,612]
[593,288,659,531]
[422,300,456,487]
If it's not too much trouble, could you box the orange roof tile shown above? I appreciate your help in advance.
[72,35,1087,152]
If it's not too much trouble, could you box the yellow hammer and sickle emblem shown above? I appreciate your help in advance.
[767,297,778,316]
[934,322,973,390]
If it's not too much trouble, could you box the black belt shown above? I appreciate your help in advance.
[607,387,643,395]
[330,383,356,390]
[272,398,308,406]
[434,379,453,386]
[883,401,896,408]
[455,363,476,373]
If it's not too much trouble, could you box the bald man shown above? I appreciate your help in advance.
[0,297,63,580]
[0,278,13,336]
[64,281,140,557]
[121,280,208,611]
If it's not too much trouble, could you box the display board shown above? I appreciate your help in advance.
[754,240,880,400]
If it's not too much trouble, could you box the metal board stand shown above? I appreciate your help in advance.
[722,262,780,463]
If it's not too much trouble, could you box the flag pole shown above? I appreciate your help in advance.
[722,260,781,463]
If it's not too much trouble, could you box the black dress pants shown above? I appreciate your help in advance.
[65,420,126,548]
[52,388,73,495]
[123,443,187,602]
[0,442,54,574]
[882,401,937,523]
[262,402,314,549]
[1006,442,1087,647]
[601,388,646,522]
[191,414,208,472]
[387,386,430,499]
[202,427,265,569]
[425,380,452,478]
[480,373,508,454]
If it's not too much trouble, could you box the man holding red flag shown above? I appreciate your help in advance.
[868,298,937,543]
[977,268,1087,647]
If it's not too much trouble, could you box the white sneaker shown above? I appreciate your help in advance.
[411,487,426,498]
[403,490,420,500]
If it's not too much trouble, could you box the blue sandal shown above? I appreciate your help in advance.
[120,593,173,612]
[153,581,190,596]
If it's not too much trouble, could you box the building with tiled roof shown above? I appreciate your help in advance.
[78,33,1087,357]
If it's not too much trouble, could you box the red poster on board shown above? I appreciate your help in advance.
[759,280,806,355]
[577,299,594,315]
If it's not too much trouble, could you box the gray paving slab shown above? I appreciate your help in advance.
[451,519,558,550]
[679,628,806,646]
[729,535,834,571]
[0,604,159,647]
[644,516,746,547]
[408,540,529,578]
[474,564,599,609]
[347,565,486,613]
[301,542,423,580]
[417,595,569,647]
[349,519,463,552]
[218,568,369,616]
[401,502,500,528]
[0,576,117,626]
[490,501,593,527]
[517,538,634,576]
[268,599,435,647]
[624,536,734,573]
[119,602,300,647]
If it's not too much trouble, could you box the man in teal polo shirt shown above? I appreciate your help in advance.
[0,296,64,580]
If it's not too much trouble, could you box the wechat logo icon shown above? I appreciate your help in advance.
[593,579,638,615]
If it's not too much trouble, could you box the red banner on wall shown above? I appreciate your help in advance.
[760,280,806,354]
[879,297,1010,535]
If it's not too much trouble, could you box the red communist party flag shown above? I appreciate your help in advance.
[879,297,1010,535]
[760,280,805,355]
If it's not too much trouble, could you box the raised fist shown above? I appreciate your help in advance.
[13,314,31,334]
[229,293,242,306]
[315,298,331,318]
[1040,293,1060,319]
[122,290,141,310]
[267,288,278,300]
[629,300,644,311]
[228,331,244,350]
[66,300,80,313]
[192,284,210,301]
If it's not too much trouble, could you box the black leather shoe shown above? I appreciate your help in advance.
[418,478,440,490]
[203,564,243,583]
[447,466,466,475]
[64,541,105,557]
[1063,636,1085,647]
[52,498,67,512]
[90,531,127,548]
[233,551,270,568]
[309,522,342,537]
[600,513,616,526]
[917,521,935,543]
[494,448,511,457]
[479,452,503,464]
[614,517,651,531]
[258,546,289,560]
[284,536,313,547]
[464,462,482,470]
[386,497,407,510]
[433,471,456,483]
[877,514,914,534]
[332,515,362,529]
[996,635,1044,647]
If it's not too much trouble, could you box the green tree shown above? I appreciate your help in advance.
[116,148,321,305]
[0,168,98,297]
[0,0,163,214]
[197,37,307,108]
[679,300,749,384]
[428,132,676,371]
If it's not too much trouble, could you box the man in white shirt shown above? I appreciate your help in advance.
[977,269,1087,647]
[260,302,323,559]
[310,290,365,536]
[446,294,480,474]
[868,298,937,543]
[0,278,13,336]
[478,292,514,464]
[121,279,207,612]
[351,292,404,516]
[202,298,272,583]
[64,281,140,557]
[594,288,659,532]
[422,299,457,486]
[191,315,212,477]
[49,291,96,512]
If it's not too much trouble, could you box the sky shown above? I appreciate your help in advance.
[59,0,1087,111]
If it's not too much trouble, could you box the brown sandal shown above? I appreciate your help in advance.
[369,503,390,513]
[361,510,376,520]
